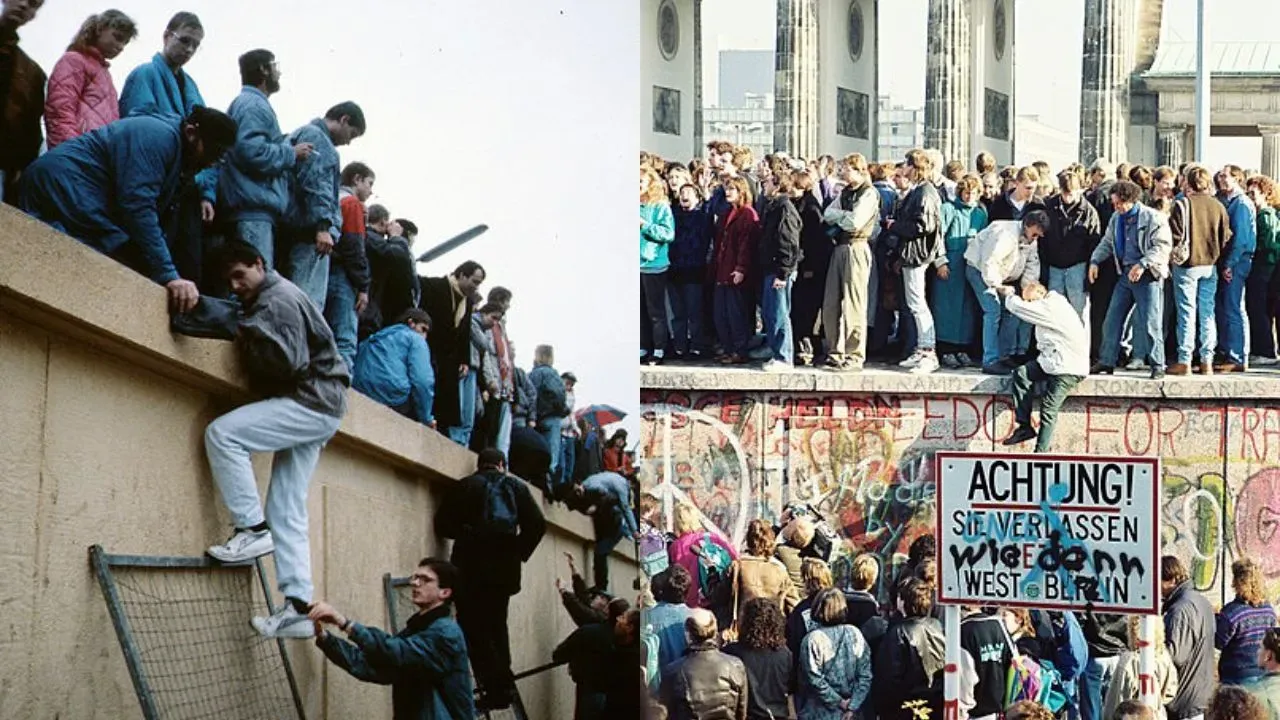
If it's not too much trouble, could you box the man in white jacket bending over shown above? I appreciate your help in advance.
[999,281,1090,452]
[963,211,1049,375]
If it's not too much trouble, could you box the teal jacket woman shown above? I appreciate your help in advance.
[935,197,988,347]
[640,202,676,272]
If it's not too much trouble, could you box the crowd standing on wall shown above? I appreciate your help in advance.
[626,501,1280,720]
[640,141,1280,382]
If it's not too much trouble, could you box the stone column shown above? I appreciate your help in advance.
[1261,126,1280,180]
[924,0,971,164]
[693,0,704,155]
[773,0,820,158]
[1079,0,1138,164]
[1157,124,1186,168]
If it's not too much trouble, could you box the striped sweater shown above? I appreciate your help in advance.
[1216,599,1277,683]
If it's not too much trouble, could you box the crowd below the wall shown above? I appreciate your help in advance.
[640,139,1280,381]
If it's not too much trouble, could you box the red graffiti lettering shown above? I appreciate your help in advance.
[1124,403,1154,455]
[954,397,981,440]
[1242,407,1262,461]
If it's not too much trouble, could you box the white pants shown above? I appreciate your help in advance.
[205,397,341,602]
[903,264,936,349]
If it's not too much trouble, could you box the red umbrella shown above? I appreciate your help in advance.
[574,404,627,427]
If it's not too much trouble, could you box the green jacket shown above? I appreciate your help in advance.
[1256,206,1280,269]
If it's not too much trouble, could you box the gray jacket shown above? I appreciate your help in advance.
[469,313,500,396]
[237,271,349,417]
[1090,204,1173,280]
[512,367,537,426]
[1163,581,1216,720]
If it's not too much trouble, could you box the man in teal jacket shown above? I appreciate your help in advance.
[311,559,476,719]
[17,108,236,314]
[352,308,436,428]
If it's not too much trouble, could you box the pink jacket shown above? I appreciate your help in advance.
[44,48,119,149]
[668,530,739,607]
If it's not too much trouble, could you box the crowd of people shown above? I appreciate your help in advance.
[639,140,1280,381]
[614,500,1280,720]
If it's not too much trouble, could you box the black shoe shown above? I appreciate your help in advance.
[1150,367,1166,380]
[1002,425,1038,446]
[643,354,665,367]
[1090,363,1115,375]
[982,362,1012,376]
[1006,353,1032,367]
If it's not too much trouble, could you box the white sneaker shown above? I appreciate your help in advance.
[762,360,792,373]
[207,528,274,564]
[899,351,923,368]
[1250,355,1278,367]
[252,604,315,639]
[910,351,940,374]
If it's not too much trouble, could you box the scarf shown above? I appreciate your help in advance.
[446,275,467,328]
[492,320,512,386]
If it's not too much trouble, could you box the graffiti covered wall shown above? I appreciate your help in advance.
[638,384,1280,607]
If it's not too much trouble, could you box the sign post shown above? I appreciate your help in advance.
[934,452,1162,715]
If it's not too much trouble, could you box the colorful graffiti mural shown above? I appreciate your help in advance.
[639,388,1280,607]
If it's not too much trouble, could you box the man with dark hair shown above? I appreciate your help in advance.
[1089,179,1173,379]
[1043,170,1102,322]
[202,240,349,638]
[876,578,946,720]
[884,148,944,374]
[419,261,486,445]
[352,308,435,429]
[987,166,1048,222]
[553,593,631,720]
[1168,165,1230,375]
[435,448,546,711]
[964,211,1048,374]
[360,206,419,341]
[0,0,46,205]
[642,566,696,679]
[18,107,236,313]
[327,161,374,368]
[310,558,474,718]
[1161,555,1215,720]
[282,101,366,310]
[219,48,312,271]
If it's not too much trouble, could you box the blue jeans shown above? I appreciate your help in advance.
[496,402,513,457]
[594,511,627,592]
[1218,258,1251,363]
[713,285,749,354]
[286,239,331,310]
[539,418,563,491]
[236,220,276,269]
[1100,270,1165,369]
[966,266,1022,366]
[1048,262,1088,320]
[449,372,477,446]
[669,275,707,354]
[760,273,795,363]
[204,397,341,603]
[560,434,577,488]
[324,265,359,371]
[1081,655,1119,720]
[1172,264,1218,364]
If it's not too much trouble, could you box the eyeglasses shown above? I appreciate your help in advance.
[409,573,438,587]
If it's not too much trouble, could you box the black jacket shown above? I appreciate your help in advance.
[959,612,1013,719]
[1082,610,1128,658]
[987,192,1047,223]
[884,181,943,268]
[875,617,945,720]
[434,469,547,596]
[723,644,791,720]
[1042,195,1102,269]
[552,620,615,690]
[793,191,830,281]
[1164,581,1216,720]
[1088,180,1117,231]
[758,194,803,279]
[360,230,419,341]
[671,203,715,275]
[417,275,472,428]
[659,641,750,720]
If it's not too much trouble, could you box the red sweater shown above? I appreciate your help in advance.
[712,205,760,285]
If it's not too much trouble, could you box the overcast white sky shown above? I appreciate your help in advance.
[22,0,640,433]
[703,0,1278,167]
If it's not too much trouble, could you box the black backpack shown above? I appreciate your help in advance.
[478,473,520,536]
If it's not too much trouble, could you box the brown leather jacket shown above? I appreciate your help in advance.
[729,554,800,619]
[0,26,45,199]
[658,642,749,720]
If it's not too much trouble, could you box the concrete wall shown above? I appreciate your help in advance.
[0,206,635,719]
[817,0,878,159]
[641,0,696,159]
[971,0,1015,164]
[640,367,1280,611]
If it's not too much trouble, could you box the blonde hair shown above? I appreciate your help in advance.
[801,558,833,596]
[788,517,815,548]
[725,176,753,208]
[641,167,669,205]
[1233,558,1267,606]
[673,503,701,536]
[850,553,879,592]
[956,174,983,200]
[533,344,554,366]
[69,9,138,53]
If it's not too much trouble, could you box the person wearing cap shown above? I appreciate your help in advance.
[18,107,238,314]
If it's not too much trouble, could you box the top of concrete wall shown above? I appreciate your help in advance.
[640,364,1280,400]
[0,205,611,546]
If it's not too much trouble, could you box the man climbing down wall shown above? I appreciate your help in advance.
[203,239,350,638]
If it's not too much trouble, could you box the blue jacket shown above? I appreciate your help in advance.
[353,323,435,425]
[286,118,341,239]
[118,53,216,202]
[670,203,714,272]
[317,605,475,720]
[640,202,675,272]
[17,116,185,284]
[219,86,295,222]
[529,363,568,423]
[582,471,638,537]
[1222,191,1258,269]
